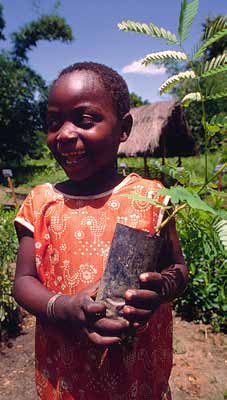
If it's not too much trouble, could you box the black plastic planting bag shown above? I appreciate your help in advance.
[96,223,163,319]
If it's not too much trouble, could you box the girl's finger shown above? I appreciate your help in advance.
[122,305,152,322]
[93,317,129,334]
[125,289,160,309]
[84,328,121,346]
[83,300,106,315]
[139,272,163,291]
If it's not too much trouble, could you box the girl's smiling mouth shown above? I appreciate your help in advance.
[60,150,87,165]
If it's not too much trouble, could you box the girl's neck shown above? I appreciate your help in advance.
[55,166,124,196]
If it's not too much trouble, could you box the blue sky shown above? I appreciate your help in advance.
[1,0,226,102]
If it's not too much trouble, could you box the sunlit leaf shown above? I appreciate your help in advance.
[181,92,201,106]
[142,50,187,65]
[178,0,199,44]
[118,20,177,43]
[193,28,227,59]
[159,70,196,95]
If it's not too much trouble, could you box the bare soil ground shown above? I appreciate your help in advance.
[0,313,226,400]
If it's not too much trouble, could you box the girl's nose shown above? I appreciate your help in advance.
[56,122,79,142]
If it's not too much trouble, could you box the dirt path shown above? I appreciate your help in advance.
[0,313,226,400]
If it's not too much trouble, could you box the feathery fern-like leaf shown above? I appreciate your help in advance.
[159,70,196,95]
[203,16,227,40]
[206,91,227,101]
[178,0,199,44]
[193,28,227,59]
[202,53,226,73]
[213,219,227,250]
[142,50,187,65]
[200,53,227,78]
[201,64,227,79]
[118,20,177,43]
[210,114,227,128]
[181,92,201,106]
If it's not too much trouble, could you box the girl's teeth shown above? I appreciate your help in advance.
[63,152,86,165]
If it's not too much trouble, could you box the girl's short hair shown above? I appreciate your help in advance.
[57,61,130,119]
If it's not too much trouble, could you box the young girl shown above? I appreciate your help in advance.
[13,62,188,400]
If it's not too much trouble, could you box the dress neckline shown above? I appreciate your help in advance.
[51,173,140,200]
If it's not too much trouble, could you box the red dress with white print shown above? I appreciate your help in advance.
[15,173,172,400]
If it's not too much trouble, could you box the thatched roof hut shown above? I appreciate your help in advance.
[118,100,195,159]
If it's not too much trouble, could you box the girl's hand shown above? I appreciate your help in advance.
[122,272,163,327]
[56,281,129,346]
[122,263,188,328]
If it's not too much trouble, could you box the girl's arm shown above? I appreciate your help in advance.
[13,231,128,345]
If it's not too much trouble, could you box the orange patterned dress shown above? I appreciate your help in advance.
[15,173,172,400]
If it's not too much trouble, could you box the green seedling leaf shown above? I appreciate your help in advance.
[153,186,217,214]
[121,193,171,209]
[178,0,199,44]
[205,123,221,135]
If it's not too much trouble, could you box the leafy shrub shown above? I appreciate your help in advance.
[175,207,226,332]
[0,206,20,338]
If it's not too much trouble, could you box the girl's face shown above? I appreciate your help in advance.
[47,71,130,182]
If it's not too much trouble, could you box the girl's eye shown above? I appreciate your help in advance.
[77,114,94,128]
[47,116,61,131]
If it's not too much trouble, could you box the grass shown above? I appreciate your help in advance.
[118,154,227,187]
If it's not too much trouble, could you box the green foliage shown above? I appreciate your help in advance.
[178,0,199,44]
[118,20,177,44]
[175,208,226,331]
[11,14,73,61]
[0,206,19,335]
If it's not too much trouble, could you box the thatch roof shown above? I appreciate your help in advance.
[118,100,195,157]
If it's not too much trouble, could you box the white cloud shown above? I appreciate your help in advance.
[122,59,166,75]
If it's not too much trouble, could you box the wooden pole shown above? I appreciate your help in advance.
[144,156,149,177]
[7,176,18,206]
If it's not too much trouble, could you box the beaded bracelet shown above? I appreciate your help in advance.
[46,293,62,320]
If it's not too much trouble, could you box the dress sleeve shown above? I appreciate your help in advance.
[14,190,35,237]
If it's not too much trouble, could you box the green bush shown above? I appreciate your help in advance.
[175,208,226,332]
[0,206,20,338]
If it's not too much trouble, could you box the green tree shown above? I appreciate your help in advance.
[129,92,149,108]
[0,4,73,164]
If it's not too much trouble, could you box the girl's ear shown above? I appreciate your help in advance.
[120,113,133,142]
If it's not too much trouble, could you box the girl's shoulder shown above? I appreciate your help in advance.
[28,182,60,199]
[115,173,165,193]
[21,182,62,211]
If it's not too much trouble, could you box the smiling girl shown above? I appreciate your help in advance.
[13,62,188,400]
